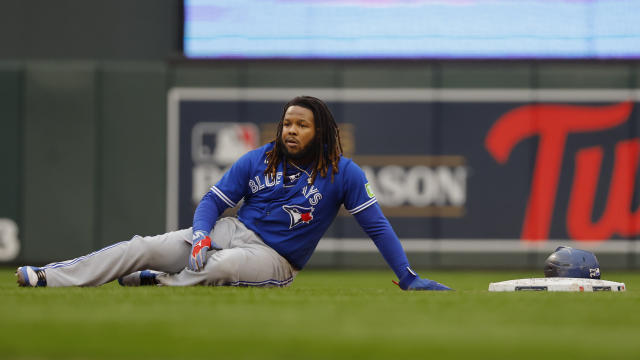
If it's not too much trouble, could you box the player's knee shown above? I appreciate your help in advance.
[127,235,145,249]
[127,235,168,266]
[203,253,239,284]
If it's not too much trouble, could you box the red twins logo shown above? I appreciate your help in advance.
[486,101,638,242]
[282,205,315,229]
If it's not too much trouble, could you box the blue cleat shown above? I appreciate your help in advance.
[16,266,47,287]
[118,270,160,286]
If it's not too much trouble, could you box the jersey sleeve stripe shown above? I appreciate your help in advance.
[211,186,237,208]
[347,197,377,215]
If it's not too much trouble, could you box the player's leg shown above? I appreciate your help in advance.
[21,229,192,287]
[157,218,297,287]
[156,243,296,287]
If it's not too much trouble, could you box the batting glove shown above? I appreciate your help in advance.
[188,230,222,271]
[394,267,453,291]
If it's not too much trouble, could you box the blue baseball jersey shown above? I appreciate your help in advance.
[206,142,376,269]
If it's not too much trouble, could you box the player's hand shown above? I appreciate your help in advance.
[403,277,453,291]
[394,268,453,291]
[188,231,221,271]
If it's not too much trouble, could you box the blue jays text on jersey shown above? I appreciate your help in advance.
[199,142,377,270]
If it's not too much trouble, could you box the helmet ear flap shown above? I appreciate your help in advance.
[543,262,558,278]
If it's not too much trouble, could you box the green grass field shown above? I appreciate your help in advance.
[1,268,639,360]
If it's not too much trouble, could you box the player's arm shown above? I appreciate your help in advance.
[189,152,252,271]
[352,204,452,291]
[192,190,233,239]
[343,160,452,291]
[189,191,226,271]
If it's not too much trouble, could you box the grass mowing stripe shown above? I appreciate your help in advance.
[1,268,639,359]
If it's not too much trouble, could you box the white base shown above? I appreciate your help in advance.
[488,278,626,292]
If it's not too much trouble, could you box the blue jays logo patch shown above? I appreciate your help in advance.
[282,205,315,229]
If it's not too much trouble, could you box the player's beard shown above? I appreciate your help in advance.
[280,137,317,163]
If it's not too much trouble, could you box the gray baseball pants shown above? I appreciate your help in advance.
[41,217,298,287]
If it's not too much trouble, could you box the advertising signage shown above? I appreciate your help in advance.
[167,88,640,253]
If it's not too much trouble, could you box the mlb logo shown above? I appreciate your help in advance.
[191,122,260,166]
[190,122,260,205]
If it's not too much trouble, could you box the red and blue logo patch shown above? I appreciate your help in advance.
[282,205,315,229]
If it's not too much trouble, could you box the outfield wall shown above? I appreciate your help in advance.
[1,61,639,271]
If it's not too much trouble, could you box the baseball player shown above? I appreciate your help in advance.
[16,96,452,291]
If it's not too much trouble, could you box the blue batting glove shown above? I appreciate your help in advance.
[188,230,222,271]
[394,267,453,291]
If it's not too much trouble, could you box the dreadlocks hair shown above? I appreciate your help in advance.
[264,96,343,185]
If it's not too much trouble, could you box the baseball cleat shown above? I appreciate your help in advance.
[16,266,47,287]
[118,270,160,286]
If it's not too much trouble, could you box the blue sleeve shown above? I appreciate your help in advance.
[192,151,253,234]
[342,161,377,215]
[352,200,411,280]
[192,191,224,234]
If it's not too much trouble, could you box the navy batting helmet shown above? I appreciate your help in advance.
[543,246,601,279]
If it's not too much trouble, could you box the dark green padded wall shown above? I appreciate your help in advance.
[171,65,242,87]
[440,63,532,88]
[244,63,340,88]
[342,63,433,87]
[0,63,21,225]
[23,62,98,262]
[97,62,167,247]
[0,0,180,60]
[536,63,635,88]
